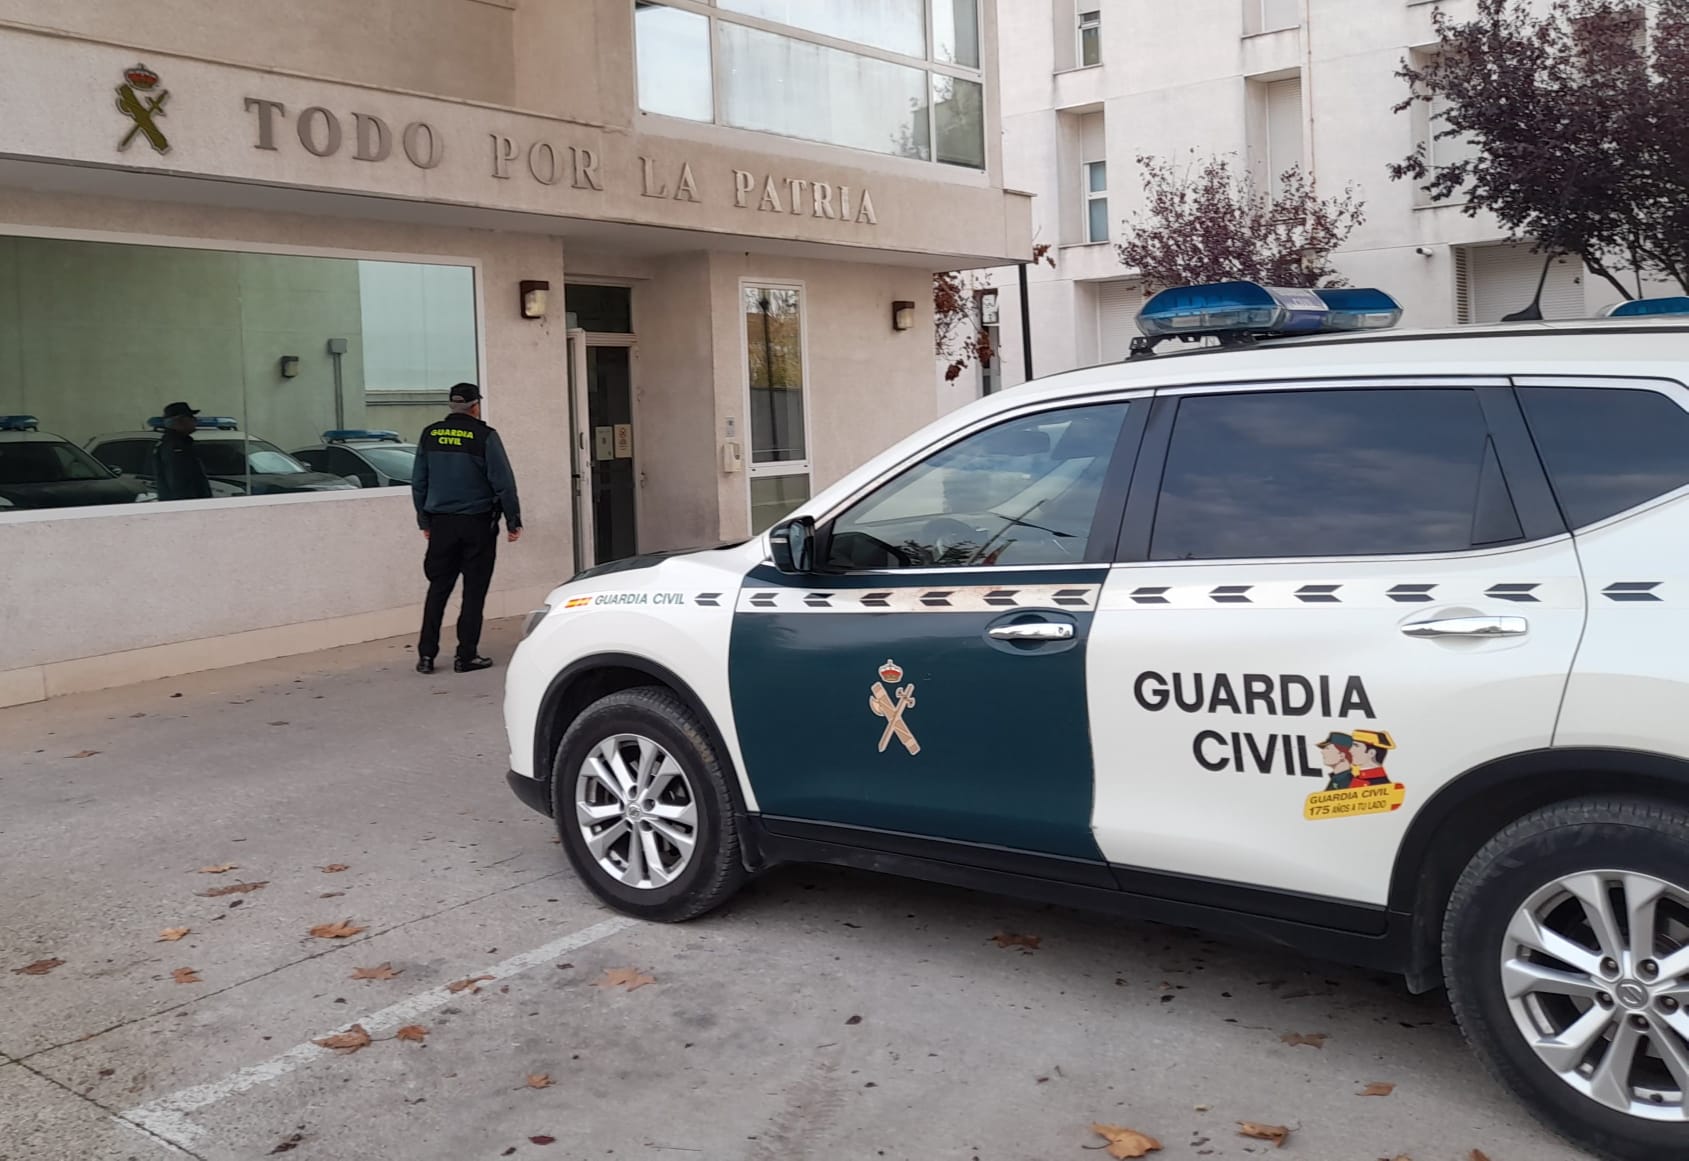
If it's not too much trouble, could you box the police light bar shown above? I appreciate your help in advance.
[0,415,39,431]
[146,416,240,430]
[324,429,402,443]
[1132,281,1401,357]
[1603,297,1689,319]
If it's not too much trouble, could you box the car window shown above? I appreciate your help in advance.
[246,440,310,475]
[94,440,148,476]
[0,441,110,484]
[326,447,376,487]
[1150,388,1498,560]
[826,403,1130,570]
[1517,386,1689,529]
[357,445,414,483]
[294,448,328,472]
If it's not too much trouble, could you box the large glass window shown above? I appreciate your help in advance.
[0,233,478,515]
[827,404,1130,570]
[1519,387,1689,528]
[719,0,925,57]
[1150,389,1500,561]
[719,22,930,160]
[745,283,809,531]
[634,1,986,170]
[634,2,714,122]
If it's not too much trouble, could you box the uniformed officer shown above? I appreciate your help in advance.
[1347,729,1397,787]
[153,401,213,503]
[411,383,523,674]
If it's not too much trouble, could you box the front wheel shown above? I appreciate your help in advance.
[1444,798,1689,1161]
[551,687,745,922]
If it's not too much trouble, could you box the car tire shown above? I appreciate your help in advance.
[1444,797,1689,1161]
[550,686,745,922]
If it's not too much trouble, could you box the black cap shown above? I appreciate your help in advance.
[448,382,481,403]
[162,401,199,419]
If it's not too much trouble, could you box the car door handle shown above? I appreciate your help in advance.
[988,623,1075,641]
[1401,616,1528,639]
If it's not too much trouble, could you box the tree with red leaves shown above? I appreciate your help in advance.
[935,243,1053,383]
[1393,0,1689,299]
[1114,153,1364,291]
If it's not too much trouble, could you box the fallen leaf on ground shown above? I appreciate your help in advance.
[845,1014,863,1025]
[526,1073,554,1089]
[1090,1123,1162,1158]
[268,721,290,726]
[529,1136,556,1146]
[319,891,345,899]
[594,966,655,991]
[318,864,350,873]
[67,750,102,759]
[447,974,496,994]
[269,1131,305,1154]
[350,963,401,981]
[172,967,202,984]
[157,927,191,942]
[308,920,366,940]
[1280,1031,1327,1049]
[1470,1153,1491,1161]
[395,1024,428,1042]
[990,932,1041,952]
[197,864,238,874]
[13,958,64,976]
[201,881,267,897]
[1238,1122,1293,1148]
[1359,1082,1396,1097]
[313,1024,371,1054]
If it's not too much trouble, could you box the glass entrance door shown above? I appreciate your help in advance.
[586,345,637,563]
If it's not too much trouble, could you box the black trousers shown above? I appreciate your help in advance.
[418,511,499,662]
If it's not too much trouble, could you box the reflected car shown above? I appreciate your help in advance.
[86,418,361,496]
[0,415,155,510]
[291,429,416,489]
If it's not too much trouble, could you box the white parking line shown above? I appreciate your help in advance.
[117,915,639,1151]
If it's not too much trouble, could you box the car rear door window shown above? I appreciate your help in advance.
[1517,386,1689,529]
[96,440,149,476]
[1149,388,1500,560]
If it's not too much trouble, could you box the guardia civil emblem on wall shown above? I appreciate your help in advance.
[115,63,170,155]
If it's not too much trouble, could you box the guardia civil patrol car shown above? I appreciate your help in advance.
[506,283,1689,1161]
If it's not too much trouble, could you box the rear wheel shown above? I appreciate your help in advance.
[551,687,745,922]
[1444,798,1689,1161]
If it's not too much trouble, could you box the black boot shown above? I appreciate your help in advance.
[415,656,435,674]
[454,655,494,673]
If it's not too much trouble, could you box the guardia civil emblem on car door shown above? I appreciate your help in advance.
[868,659,920,755]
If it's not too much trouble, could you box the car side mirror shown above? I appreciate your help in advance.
[769,515,817,575]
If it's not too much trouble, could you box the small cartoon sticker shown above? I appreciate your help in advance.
[1305,728,1404,820]
[868,659,920,756]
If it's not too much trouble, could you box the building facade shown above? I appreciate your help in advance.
[974,0,1628,394]
[0,0,1030,706]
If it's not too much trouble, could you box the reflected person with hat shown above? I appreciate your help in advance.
[154,401,212,502]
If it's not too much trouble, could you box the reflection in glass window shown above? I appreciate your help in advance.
[751,473,811,532]
[720,0,926,58]
[719,22,930,160]
[565,284,634,333]
[933,75,985,169]
[0,233,478,513]
[933,0,981,67]
[745,287,806,465]
[1519,387,1689,528]
[635,1,714,122]
[1150,389,1494,561]
[828,404,1129,570]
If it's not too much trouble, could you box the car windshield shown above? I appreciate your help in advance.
[355,445,415,482]
[196,439,311,476]
[0,440,114,485]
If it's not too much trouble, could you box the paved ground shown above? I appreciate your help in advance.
[0,624,1594,1161]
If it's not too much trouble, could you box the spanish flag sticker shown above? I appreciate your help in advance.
[1304,781,1406,821]
[564,596,593,609]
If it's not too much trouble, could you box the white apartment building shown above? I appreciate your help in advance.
[970,0,1631,395]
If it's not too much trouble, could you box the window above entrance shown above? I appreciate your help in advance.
[565,285,633,334]
[634,0,987,170]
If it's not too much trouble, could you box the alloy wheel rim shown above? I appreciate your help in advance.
[1502,869,1689,1121]
[574,733,698,889]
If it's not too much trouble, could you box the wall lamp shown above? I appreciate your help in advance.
[520,280,551,320]
[278,355,300,379]
[891,300,916,331]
